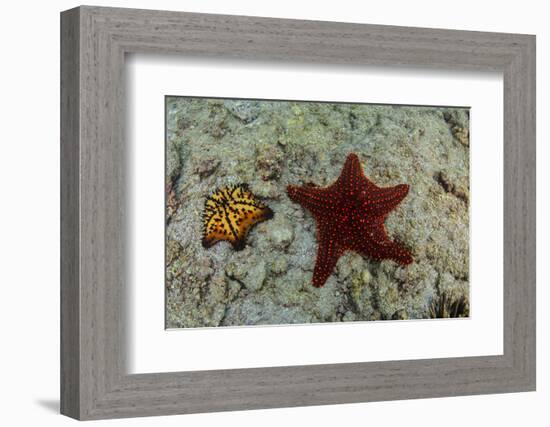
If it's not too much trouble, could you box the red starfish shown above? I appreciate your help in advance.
[287,153,413,287]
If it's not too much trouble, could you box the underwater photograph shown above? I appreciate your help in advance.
[165,96,470,328]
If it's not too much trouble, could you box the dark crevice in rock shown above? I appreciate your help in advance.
[341,285,360,318]
[349,111,358,131]
[428,273,469,318]
[225,271,246,292]
[165,174,181,225]
[434,171,469,204]
[218,305,229,326]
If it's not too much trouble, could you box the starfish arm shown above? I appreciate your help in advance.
[334,153,369,194]
[287,185,334,217]
[363,184,410,217]
[311,230,343,287]
[358,224,413,265]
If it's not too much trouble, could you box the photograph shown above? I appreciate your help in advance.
[165,97,470,328]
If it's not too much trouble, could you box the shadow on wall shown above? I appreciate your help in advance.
[35,399,59,414]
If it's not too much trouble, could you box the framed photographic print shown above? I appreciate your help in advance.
[164,96,470,328]
[61,5,536,420]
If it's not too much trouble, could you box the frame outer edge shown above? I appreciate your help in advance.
[61,6,537,420]
[527,35,536,390]
[520,34,536,389]
[502,34,536,391]
[60,6,81,420]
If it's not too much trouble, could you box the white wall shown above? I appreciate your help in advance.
[0,0,547,425]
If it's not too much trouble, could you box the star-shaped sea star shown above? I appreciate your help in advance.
[287,153,413,287]
[202,184,273,251]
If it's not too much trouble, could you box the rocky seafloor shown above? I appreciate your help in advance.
[165,97,470,328]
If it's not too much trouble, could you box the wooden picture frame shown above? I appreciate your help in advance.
[60,5,536,420]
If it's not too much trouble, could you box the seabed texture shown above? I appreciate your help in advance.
[165,97,470,328]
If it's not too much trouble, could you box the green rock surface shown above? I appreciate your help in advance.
[165,97,470,328]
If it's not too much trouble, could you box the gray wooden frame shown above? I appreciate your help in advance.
[60,5,536,421]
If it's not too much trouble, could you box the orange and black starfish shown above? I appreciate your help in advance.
[202,184,273,251]
[287,153,413,287]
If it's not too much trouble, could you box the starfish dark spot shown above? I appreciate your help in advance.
[287,153,413,287]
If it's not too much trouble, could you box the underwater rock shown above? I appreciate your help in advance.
[269,256,288,275]
[192,155,220,179]
[222,297,315,325]
[224,100,261,123]
[267,216,294,249]
[242,260,267,292]
[428,271,469,318]
[251,181,280,199]
[255,143,285,181]
[314,278,342,321]
[392,309,408,320]
[166,138,182,183]
[225,257,267,292]
[195,257,214,282]
[371,271,402,320]
[361,269,371,285]
[443,109,470,147]
[336,253,365,281]
[434,171,469,204]
[225,260,247,281]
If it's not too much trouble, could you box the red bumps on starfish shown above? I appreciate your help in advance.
[287,153,413,287]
